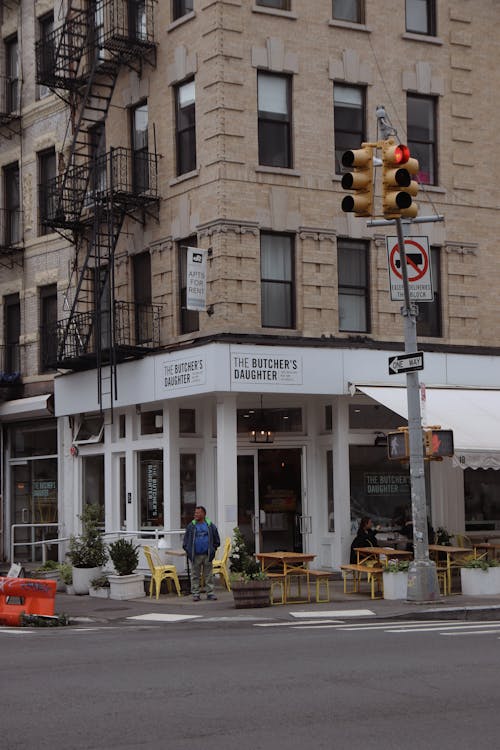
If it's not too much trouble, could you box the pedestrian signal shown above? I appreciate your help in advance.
[387,430,409,461]
[424,429,454,460]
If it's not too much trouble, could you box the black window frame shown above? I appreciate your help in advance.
[337,238,370,333]
[178,236,200,335]
[334,83,365,175]
[4,292,20,374]
[37,12,54,99]
[407,93,437,186]
[173,0,194,21]
[260,232,295,329]
[416,246,441,338]
[175,79,197,176]
[39,284,58,372]
[3,161,20,246]
[405,0,436,36]
[132,251,152,344]
[258,72,293,169]
[5,34,19,114]
[38,147,56,235]
[332,0,364,24]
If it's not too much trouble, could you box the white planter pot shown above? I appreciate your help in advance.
[72,566,101,595]
[383,571,409,600]
[89,586,110,599]
[461,567,500,596]
[108,573,145,600]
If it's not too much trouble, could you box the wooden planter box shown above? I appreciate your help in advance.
[232,580,271,609]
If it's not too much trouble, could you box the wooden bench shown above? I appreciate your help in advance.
[340,563,384,599]
[306,570,332,603]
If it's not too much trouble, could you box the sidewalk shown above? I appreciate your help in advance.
[54,579,500,625]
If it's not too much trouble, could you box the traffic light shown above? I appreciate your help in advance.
[424,428,454,460]
[381,139,419,219]
[341,145,374,217]
[387,429,409,461]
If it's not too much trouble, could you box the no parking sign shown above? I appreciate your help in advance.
[386,236,433,302]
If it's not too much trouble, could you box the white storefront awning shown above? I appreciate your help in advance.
[0,394,54,421]
[357,386,500,470]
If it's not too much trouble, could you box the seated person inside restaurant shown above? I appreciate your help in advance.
[350,516,379,563]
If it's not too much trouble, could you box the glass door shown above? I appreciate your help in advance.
[237,448,304,554]
[11,458,58,562]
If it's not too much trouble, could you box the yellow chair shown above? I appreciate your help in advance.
[143,545,181,599]
[212,537,232,591]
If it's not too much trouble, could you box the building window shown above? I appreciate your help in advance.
[179,237,199,334]
[39,284,58,371]
[128,0,147,41]
[38,13,54,99]
[180,453,196,528]
[74,415,105,445]
[172,0,194,21]
[258,73,292,169]
[417,247,441,337]
[180,408,196,434]
[140,410,163,435]
[5,35,19,113]
[175,80,196,176]
[256,1,291,9]
[327,450,334,532]
[38,148,56,235]
[131,101,149,194]
[88,122,106,197]
[406,0,436,35]
[261,233,295,329]
[4,293,20,374]
[133,251,152,344]
[3,162,20,246]
[332,0,364,23]
[337,239,369,333]
[407,94,437,185]
[139,450,163,528]
[334,84,365,174]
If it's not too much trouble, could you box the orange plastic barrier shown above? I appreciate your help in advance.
[0,576,57,626]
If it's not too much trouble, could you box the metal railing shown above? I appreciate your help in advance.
[0,74,20,119]
[0,208,23,250]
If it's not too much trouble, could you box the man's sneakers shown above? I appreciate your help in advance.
[207,594,217,600]
[192,593,217,601]
[192,595,201,602]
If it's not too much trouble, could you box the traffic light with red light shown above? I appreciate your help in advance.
[387,429,409,461]
[341,145,374,217]
[424,429,454,460]
[381,139,419,219]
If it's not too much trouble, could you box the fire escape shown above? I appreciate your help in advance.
[35,0,160,412]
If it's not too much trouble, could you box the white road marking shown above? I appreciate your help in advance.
[256,620,343,628]
[126,613,201,623]
[289,609,375,619]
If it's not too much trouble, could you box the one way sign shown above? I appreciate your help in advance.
[388,351,424,374]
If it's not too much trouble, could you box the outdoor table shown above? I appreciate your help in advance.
[428,544,474,594]
[256,551,316,604]
[473,543,500,561]
[354,547,412,565]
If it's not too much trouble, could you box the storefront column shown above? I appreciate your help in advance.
[216,394,237,542]
[164,405,179,531]
[332,397,351,568]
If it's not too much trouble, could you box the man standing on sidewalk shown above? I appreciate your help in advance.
[183,506,220,601]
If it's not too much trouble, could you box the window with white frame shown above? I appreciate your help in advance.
[337,238,370,333]
[334,84,365,174]
[260,233,295,328]
[258,72,292,168]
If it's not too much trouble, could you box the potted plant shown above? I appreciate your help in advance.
[35,559,65,592]
[67,504,108,595]
[58,562,74,594]
[89,573,110,599]
[383,558,410,600]
[461,558,500,596]
[108,538,145,600]
[229,527,270,608]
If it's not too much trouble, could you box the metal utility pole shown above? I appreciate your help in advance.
[377,107,440,602]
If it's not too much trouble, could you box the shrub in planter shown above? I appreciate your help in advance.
[67,505,108,595]
[229,527,270,608]
[382,559,410,600]
[89,573,110,599]
[58,562,74,594]
[108,539,145,600]
[461,558,500,596]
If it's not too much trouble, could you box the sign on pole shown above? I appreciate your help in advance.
[386,236,433,301]
[186,247,208,311]
[388,351,424,375]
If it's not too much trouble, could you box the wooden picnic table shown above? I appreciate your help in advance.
[256,551,316,604]
[428,544,474,594]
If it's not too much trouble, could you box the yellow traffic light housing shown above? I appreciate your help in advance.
[387,428,409,461]
[424,427,454,461]
[341,145,374,218]
[382,139,419,219]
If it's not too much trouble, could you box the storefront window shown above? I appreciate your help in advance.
[180,453,197,528]
[11,457,58,562]
[119,456,126,530]
[326,450,334,532]
[237,408,302,434]
[179,408,196,434]
[11,419,57,457]
[140,410,163,435]
[82,455,105,521]
[464,469,500,531]
[139,450,163,527]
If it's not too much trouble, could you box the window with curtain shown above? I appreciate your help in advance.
[334,84,365,174]
[131,101,149,193]
[175,80,196,175]
[179,236,199,334]
[332,0,364,23]
[417,247,441,337]
[337,238,369,332]
[260,233,295,328]
[258,73,292,168]
[406,0,436,35]
[407,94,437,185]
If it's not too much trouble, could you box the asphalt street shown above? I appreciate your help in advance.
[1,614,500,750]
